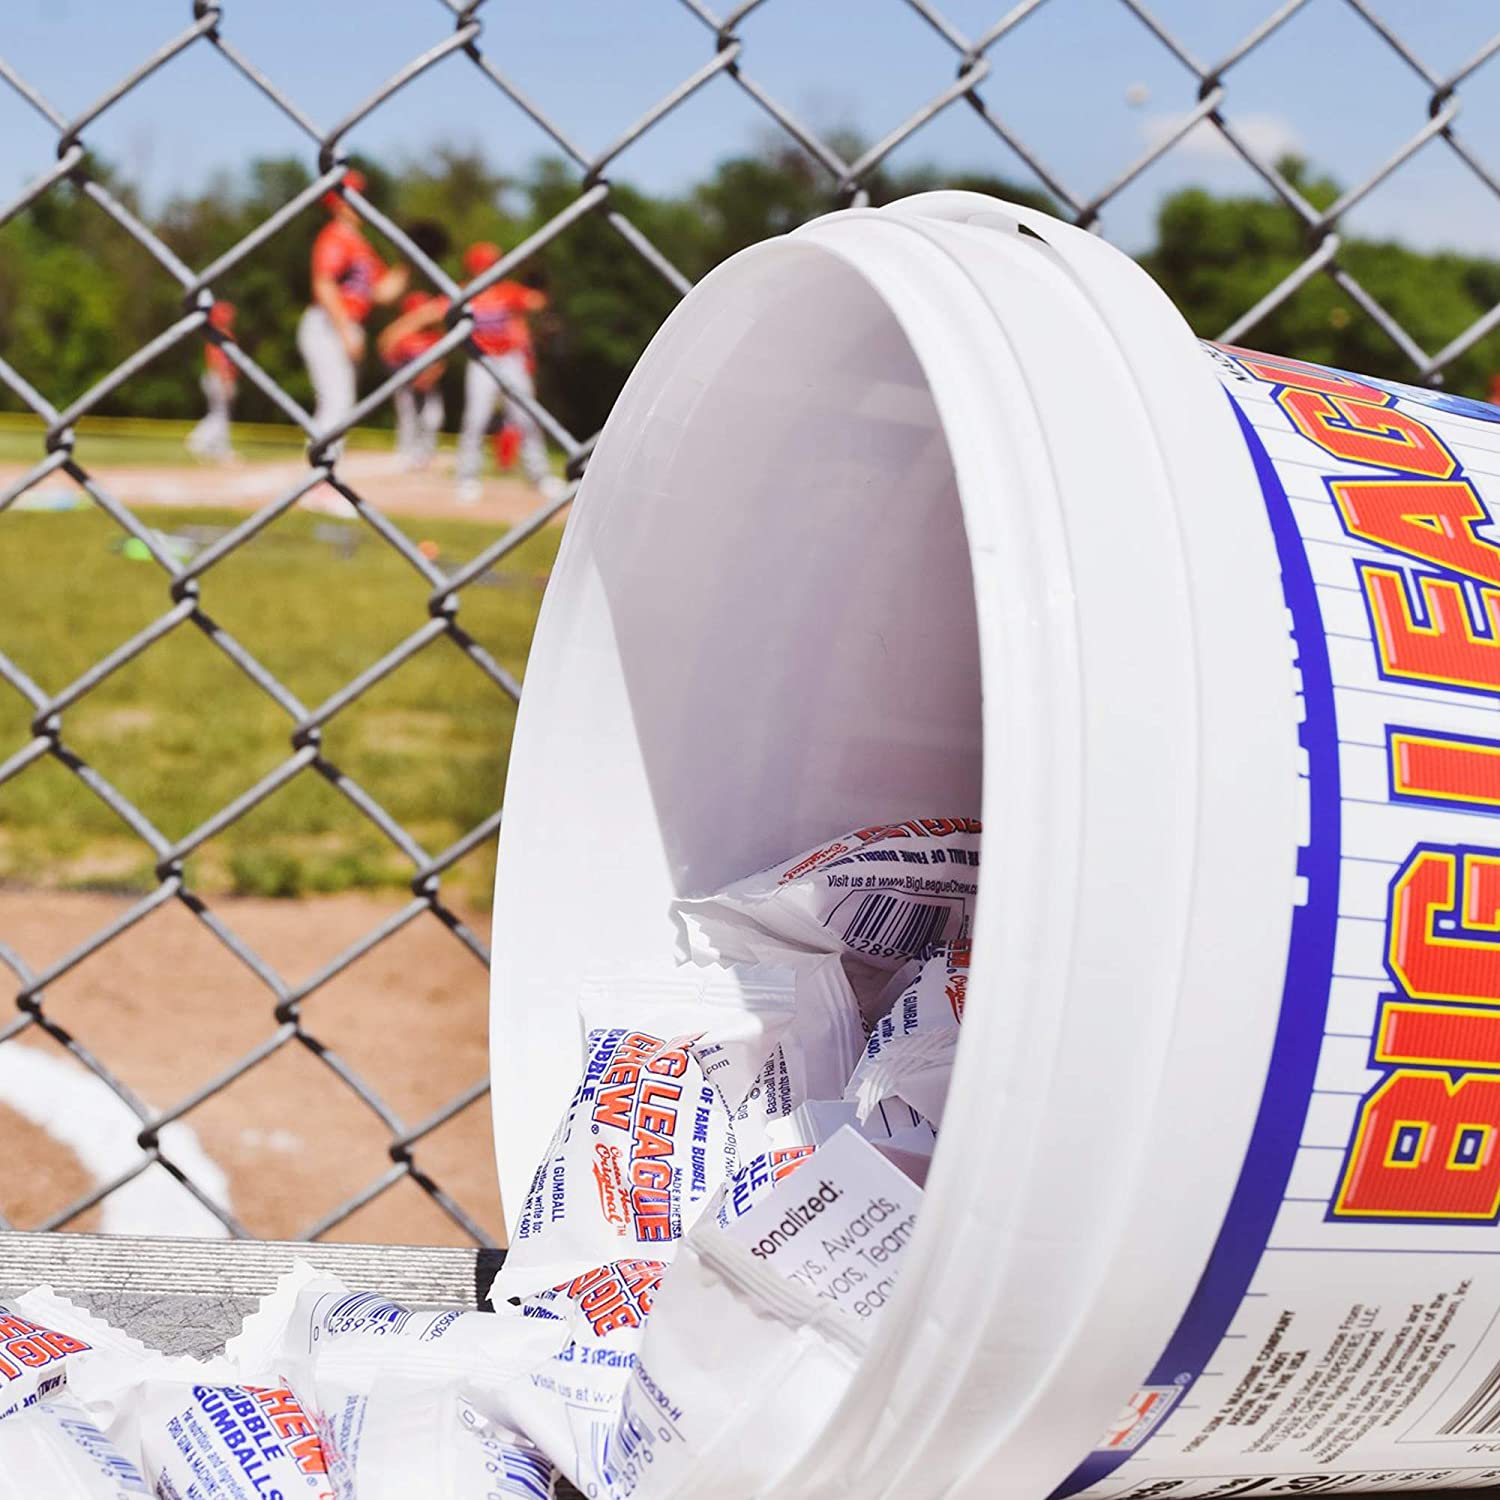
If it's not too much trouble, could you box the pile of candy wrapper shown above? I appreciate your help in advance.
[1,817,979,1498]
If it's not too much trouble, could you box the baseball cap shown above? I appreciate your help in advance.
[464,241,502,276]
[321,168,367,211]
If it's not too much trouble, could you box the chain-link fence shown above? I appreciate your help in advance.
[0,0,1497,1249]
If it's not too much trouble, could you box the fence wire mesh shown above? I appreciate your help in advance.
[0,0,1496,1246]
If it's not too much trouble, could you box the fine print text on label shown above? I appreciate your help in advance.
[722,1126,923,1325]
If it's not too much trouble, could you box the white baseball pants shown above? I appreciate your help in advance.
[186,371,234,460]
[457,352,547,487]
[297,306,356,451]
[395,384,443,467]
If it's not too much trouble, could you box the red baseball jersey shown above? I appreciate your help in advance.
[311,220,386,323]
[469,281,542,362]
[204,342,235,384]
[386,290,447,367]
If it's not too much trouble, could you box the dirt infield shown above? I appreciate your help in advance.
[0,886,507,1248]
[0,448,551,1248]
[2,451,567,527]
[0,1102,94,1229]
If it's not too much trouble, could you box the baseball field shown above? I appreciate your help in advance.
[0,415,565,1246]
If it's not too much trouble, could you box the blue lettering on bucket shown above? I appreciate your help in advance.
[1050,391,1342,1498]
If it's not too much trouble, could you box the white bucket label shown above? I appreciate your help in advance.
[1058,347,1500,1499]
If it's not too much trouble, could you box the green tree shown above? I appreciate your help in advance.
[0,157,182,418]
[520,158,702,438]
[1144,157,1500,397]
[3,139,1497,434]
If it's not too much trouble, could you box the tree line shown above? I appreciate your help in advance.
[1,143,1497,443]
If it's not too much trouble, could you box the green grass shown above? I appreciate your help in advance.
[0,503,560,904]
[0,412,565,475]
[0,412,396,468]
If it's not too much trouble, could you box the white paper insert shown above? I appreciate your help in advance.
[719,1125,923,1327]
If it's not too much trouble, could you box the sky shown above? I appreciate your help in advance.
[2,0,1499,256]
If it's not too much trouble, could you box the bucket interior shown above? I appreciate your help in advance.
[498,209,1314,1495]
[587,246,985,901]
[493,243,990,1218]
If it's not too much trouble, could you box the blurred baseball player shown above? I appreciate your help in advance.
[455,241,561,504]
[297,168,407,454]
[492,421,522,472]
[186,300,238,463]
[377,220,451,470]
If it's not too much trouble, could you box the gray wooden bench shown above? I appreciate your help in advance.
[0,1230,502,1357]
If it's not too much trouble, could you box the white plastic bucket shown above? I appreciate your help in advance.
[490,191,1500,1498]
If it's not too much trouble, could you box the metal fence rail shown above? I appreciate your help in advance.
[0,0,1496,1246]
